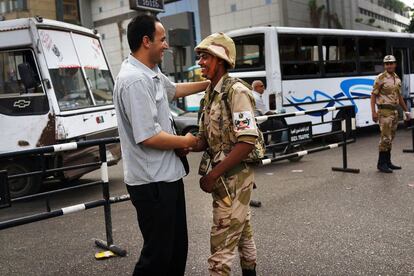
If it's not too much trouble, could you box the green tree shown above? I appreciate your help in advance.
[406,11,414,33]
[309,0,325,28]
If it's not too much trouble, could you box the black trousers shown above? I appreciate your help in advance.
[127,179,188,276]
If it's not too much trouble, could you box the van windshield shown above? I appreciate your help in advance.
[49,67,93,111]
[39,29,113,111]
[84,68,113,106]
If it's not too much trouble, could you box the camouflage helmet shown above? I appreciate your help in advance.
[383,55,396,63]
[195,32,236,69]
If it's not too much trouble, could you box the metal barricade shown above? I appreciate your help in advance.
[0,105,361,258]
[255,105,360,173]
[0,137,128,256]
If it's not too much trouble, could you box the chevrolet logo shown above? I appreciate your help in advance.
[13,99,31,109]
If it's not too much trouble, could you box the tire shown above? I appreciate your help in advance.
[0,160,41,198]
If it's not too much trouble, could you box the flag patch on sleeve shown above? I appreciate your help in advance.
[233,111,255,131]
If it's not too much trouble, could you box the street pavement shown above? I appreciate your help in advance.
[1,127,414,275]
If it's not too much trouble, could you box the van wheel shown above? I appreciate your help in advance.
[0,161,41,198]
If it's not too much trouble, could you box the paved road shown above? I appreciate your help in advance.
[1,127,414,275]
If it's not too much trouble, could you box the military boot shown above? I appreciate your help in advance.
[386,150,401,170]
[242,268,257,276]
[377,151,392,173]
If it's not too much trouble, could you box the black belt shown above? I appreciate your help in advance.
[212,162,248,178]
[377,104,397,110]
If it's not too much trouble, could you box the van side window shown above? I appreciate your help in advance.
[358,38,386,74]
[279,35,320,79]
[322,37,357,75]
[231,34,265,71]
[0,50,43,97]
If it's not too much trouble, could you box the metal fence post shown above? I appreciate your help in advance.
[331,115,360,174]
[0,170,11,209]
[402,123,414,153]
[94,144,127,257]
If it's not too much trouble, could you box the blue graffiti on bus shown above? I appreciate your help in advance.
[287,78,374,116]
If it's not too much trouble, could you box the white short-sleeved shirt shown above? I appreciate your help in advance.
[113,55,185,185]
[252,90,268,116]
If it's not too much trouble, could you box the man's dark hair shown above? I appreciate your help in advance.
[127,14,160,52]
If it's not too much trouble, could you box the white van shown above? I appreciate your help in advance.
[0,17,121,197]
[226,26,414,134]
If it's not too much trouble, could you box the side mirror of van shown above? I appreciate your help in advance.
[18,63,37,93]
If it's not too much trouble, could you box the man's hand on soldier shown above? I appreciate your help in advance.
[200,171,218,193]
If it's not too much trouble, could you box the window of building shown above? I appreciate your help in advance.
[231,34,265,72]
[279,35,320,79]
[321,37,357,75]
[358,37,386,74]
[359,7,408,29]
[62,0,79,24]
[0,0,27,14]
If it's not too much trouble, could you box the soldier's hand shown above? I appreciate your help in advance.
[184,133,199,148]
[372,112,378,123]
[200,173,217,193]
[404,112,411,121]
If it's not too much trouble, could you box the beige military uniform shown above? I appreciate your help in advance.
[372,71,401,151]
[199,74,258,275]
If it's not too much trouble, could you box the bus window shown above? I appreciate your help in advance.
[0,49,43,96]
[232,34,265,71]
[322,37,357,76]
[359,38,386,74]
[410,49,414,74]
[279,35,320,79]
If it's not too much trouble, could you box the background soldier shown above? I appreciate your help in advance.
[370,55,410,173]
[191,33,258,276]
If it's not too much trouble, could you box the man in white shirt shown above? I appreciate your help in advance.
[251,80,283,143]
[252,80,270,116]
[114,14,209,276]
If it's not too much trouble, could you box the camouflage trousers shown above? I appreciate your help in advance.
[208,165,257,276]
[378,109,398,152]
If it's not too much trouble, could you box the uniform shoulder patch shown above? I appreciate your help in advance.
[233,111,255,131]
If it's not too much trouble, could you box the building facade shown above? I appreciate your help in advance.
[88,0,206,76]
[1,0,411,76]
[0,0,81,24]
[209,0,411,33]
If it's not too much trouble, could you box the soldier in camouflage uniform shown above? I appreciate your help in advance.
[191,33,258,276]
[370,55,410,173]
